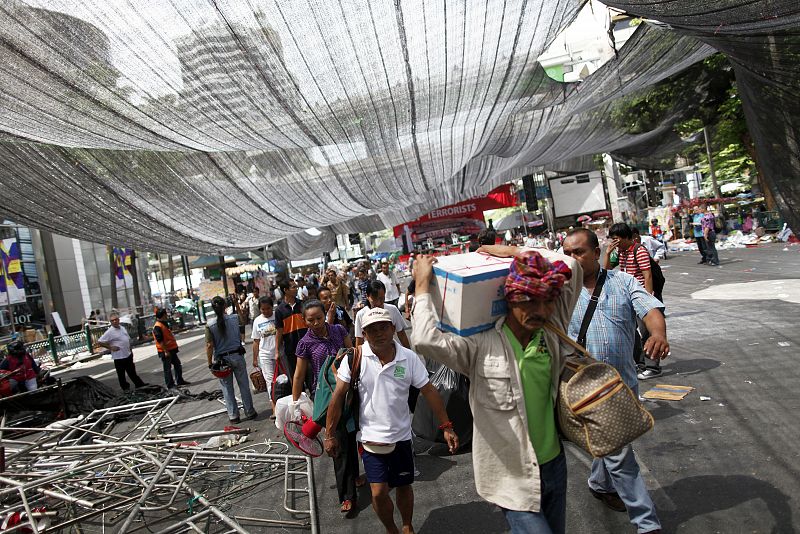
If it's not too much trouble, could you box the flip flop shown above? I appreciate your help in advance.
[340,500,353,514]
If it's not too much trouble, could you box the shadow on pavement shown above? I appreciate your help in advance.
[414,454,457,482]
[419,501,507,534]
[669,358,722,377]
[647,401,685,422]
[660,475,793,533]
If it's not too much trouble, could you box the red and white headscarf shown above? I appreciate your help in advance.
[504,250,572,302]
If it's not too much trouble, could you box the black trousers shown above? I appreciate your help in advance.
[634,308,663,371]
[114,354,145,390]
[160,350,184,388]
[696,236,707,262]
[333,427,359,503]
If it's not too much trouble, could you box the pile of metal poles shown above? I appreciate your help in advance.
[0,397,319,533]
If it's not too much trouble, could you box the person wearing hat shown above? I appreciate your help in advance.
[325,306,458,534]
[411,246,581,534]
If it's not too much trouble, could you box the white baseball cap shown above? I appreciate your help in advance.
[361,307,393,329]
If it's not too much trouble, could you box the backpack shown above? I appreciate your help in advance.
[311,347,362,431]
[634,244,665,301]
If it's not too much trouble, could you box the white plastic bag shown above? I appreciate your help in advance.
[275,392,313,430]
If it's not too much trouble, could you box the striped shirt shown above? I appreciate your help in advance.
[568,270,663,389]
[618,244,651,287]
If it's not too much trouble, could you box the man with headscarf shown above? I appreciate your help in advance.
[411,245,581,534]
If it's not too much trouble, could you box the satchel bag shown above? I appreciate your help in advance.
[545,322,654,458]
[250,368,267,393]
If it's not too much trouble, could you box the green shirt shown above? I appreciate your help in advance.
[503,325,560,464]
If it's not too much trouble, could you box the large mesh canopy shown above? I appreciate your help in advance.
[0,1,796,252]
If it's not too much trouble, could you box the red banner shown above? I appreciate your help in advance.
[393,184,516,240]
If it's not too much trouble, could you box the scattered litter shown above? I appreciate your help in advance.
[745,380,753,384]
[778,342,791,347]
[681,272,689,275]
[700,396,712,401]
[748,342,760,346]
[718,403,726,407]
[705,279,715,282]
[783,248,790,251]
[643,384,695,401]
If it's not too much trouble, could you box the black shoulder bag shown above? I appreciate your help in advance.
[576,269,607,349]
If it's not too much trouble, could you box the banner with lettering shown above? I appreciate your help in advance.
[393,184,517,240]
[113,247,134,289]
[0,238,25,305]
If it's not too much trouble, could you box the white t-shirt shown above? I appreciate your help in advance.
[98,325,132,360]
[337,341,429,443]
[376,271,400,301]
[251,313,277,360]
[247,295,260,319]
[354,304,405,339]
[639,235,666,260]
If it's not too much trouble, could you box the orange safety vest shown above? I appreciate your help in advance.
[154,320,179,353]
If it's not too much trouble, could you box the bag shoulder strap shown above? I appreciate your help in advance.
[544,322,593,360]
[347,346,362,390]
[576,269,607,349]
[346,346,363,429]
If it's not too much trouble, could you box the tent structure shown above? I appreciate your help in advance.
[0,1,797,256]
[493,211,540,232]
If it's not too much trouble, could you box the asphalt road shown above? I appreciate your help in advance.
[55,242,800,534]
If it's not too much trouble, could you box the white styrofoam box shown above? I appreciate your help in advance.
[430,252,513,336]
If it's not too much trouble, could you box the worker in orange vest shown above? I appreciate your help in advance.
[154,308,190,389]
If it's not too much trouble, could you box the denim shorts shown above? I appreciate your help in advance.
[359,439,414,488]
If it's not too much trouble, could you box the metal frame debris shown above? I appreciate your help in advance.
[0,396,319,533]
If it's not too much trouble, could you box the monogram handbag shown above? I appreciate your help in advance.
[545,323,654,458]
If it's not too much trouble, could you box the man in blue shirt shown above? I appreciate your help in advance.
[562,229,669,534]
[692,206,708,264]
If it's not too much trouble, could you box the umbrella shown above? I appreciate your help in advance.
[577,215,592,223]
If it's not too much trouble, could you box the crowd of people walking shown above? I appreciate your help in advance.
[42,229,675,533]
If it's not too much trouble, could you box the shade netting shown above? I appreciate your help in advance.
[0,1,796,253]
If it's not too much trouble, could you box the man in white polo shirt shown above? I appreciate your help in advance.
[325,307,458,534]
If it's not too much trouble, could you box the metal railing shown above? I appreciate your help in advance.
[25,328,94,366]
[20,310,202,366]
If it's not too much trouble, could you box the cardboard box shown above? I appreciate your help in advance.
[430,252,513,336]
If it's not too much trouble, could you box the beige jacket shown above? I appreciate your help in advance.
[410,249,581,512]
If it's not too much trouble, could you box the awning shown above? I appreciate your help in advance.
[190,254,250,269]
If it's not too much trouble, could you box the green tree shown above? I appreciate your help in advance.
[610,53,756,191]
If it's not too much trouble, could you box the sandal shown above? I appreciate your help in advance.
[340,500,353,514]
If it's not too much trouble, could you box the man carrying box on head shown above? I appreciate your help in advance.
[411,245,581,534]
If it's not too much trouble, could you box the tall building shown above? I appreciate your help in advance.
[538,1,636,83]
[0,224,150,339]
[174,16,304,135]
